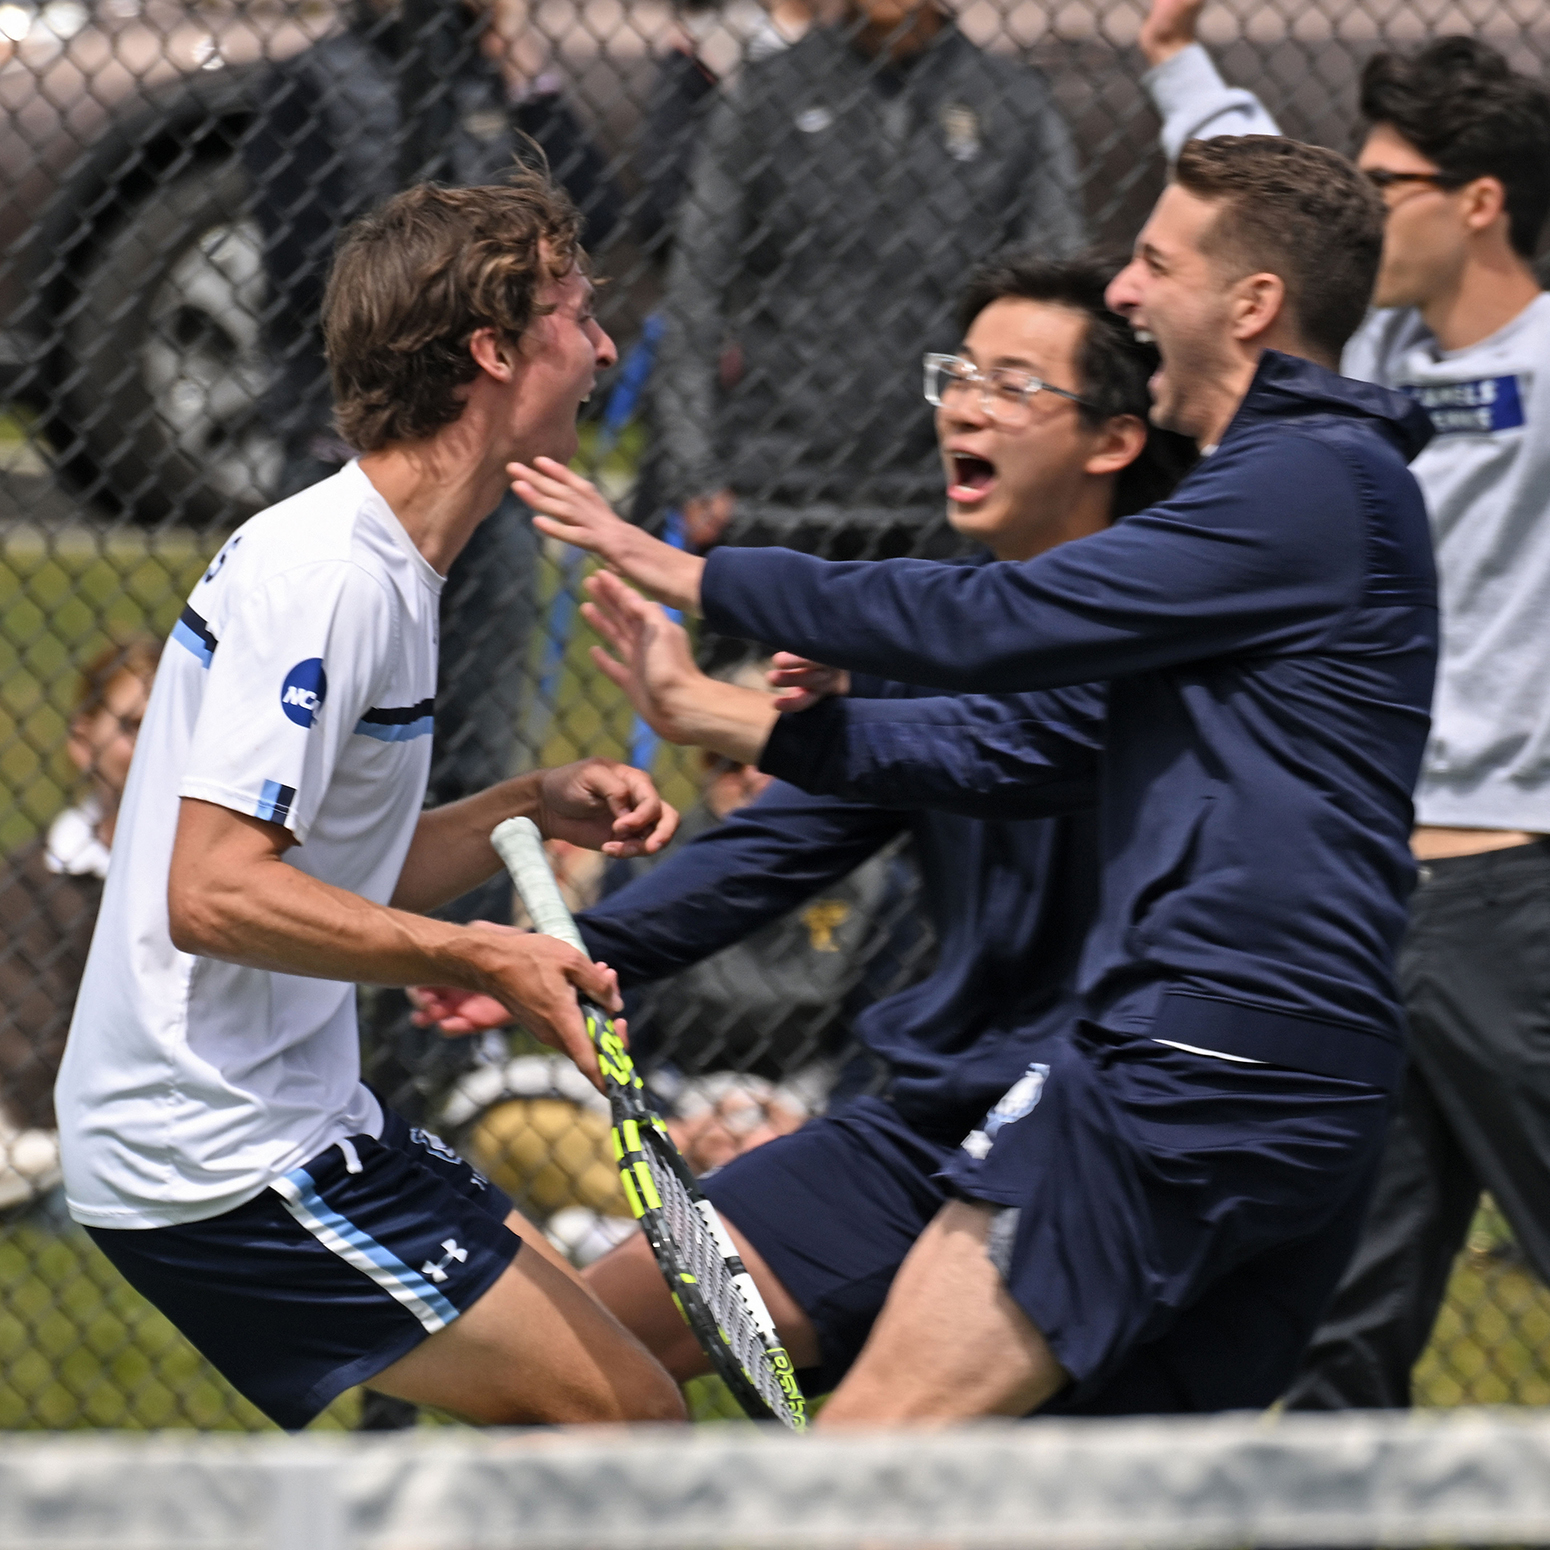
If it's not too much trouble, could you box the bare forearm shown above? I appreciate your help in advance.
[657,678,779,764]
[392,773,545,914]
[171,848,496,993]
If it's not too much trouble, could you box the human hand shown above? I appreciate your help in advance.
[583,572,777,763]
[581,571,704,742]
[510,457,707,614]
[409,981,631,1047]
[535,756,678,857]
[767,652,851,713]
[682,488,735,550]
[458,922,621,1087]
[1139,0,1205,67]
[408,984,511,1035]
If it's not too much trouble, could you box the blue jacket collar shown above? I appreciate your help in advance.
[1224,349,1434,463]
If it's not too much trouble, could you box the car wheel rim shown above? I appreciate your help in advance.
[141,218,283,508]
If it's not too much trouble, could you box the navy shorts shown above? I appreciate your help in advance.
[703,1095,959,1394]
[707,1045,1387,1413]
[941,1024,1391,1408]
[88,1110,518,1429]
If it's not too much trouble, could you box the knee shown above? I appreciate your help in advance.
[621,1359,689,1423]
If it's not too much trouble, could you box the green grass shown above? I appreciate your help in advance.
[0,1222,360,1430]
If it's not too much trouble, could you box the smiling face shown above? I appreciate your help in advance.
[1106,184,1248,443]
[937,298,1139,560]
[504,262,617,467]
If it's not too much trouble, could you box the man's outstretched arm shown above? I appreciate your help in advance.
[1139,0,1282,162]
[584,572,1105,821]
[579,784,908,986]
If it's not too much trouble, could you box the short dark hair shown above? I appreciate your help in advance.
[324,171,585,452]
[1360,37,1550,259]
[956,251,1197,519]
[1173,136,1385,363]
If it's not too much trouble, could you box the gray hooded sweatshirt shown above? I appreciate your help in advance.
[1147,44,1550,832]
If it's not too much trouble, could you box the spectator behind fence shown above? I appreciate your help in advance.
[1137,0,1550,1411]
[654,0,1085,558]
[632,0,815,261]
[593,647,928,1175]
[243,0,620,815]
[0,635,160,1217]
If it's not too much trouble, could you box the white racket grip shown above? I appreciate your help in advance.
[490,817,588,956]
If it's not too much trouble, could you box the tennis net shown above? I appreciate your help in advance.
[4,1408,1550,1550]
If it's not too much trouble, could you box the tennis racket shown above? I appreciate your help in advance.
[490,817,808,1430]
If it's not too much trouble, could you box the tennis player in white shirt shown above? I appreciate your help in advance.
[54,174,686,1430]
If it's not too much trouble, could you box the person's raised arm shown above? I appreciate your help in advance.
[694,432,1363,694]
[1139,0,1282,163]
[585,570,1105,821]
[167,799,619,1085]
[510,459,706,614]
[578,783,908,987]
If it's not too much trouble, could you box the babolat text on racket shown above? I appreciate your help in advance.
[490,816,807,1429]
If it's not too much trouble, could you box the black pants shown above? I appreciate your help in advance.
[1285,838,1550,1409]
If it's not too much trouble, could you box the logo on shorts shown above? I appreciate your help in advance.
[422,1239,468,1283]
[961,1061,1050,1160]
[280,658,327,728]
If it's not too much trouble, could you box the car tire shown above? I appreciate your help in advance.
[53,152,281,528]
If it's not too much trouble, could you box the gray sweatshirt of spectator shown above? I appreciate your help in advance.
[657,22,1085,519]
[1148,45,1550,833]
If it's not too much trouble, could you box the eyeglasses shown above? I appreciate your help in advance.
[1363,168,1465,194]
[923,353,1093,427]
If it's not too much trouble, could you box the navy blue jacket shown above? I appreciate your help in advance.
[578,681,1104,1136]
[704,353,1439,1089]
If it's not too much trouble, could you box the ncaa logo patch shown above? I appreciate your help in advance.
[280,658,328,728]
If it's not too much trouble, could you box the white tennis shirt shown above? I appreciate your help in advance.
[57,463,444,1229]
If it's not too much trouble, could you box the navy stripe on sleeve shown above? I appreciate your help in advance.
[172,604,218,668]
[355,697,435,743]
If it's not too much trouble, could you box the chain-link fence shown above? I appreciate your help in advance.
[0,0,1547,1432]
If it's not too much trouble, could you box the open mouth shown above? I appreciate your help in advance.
[948,452,997,504]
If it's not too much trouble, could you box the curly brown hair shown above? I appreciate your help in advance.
[1174,135,1384,364]
[323,170,586,452]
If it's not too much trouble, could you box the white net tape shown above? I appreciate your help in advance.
[5,1410,1550,1550]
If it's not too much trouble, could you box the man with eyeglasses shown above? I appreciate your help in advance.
[500,132,1444,1420]
[1138,0,1550,1412]
[418,253,1301,1411]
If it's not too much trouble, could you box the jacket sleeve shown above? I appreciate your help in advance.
[632,48,720,253]
[1014,70,1087,257]
[576,783,907,986]
[759,685,1105,819]
[1144,43,1283,163]
[701,430,1362,692]
[656,85,748,503]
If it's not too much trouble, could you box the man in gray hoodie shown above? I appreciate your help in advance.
[1137,0,1550,1409]
[655,0,1085,558]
